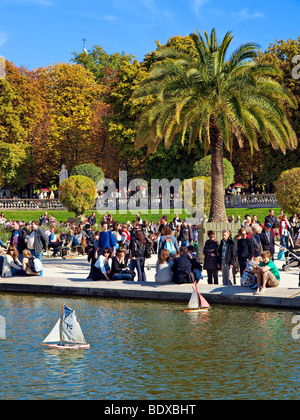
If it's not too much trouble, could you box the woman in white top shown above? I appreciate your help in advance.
[2,246,22,277]
[92,247,112,281]
[155,249,174,283]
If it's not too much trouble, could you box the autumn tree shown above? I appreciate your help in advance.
[41,63,103,173]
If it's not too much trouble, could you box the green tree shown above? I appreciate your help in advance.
[193,156,234,189]
[256,38,300,188]
[71,163,104,185]
[72,45,136,82]
[58,175,96,218]
[133,29,298,222]
[275,167,300,213]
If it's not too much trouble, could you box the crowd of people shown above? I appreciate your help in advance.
[0,209,299,295]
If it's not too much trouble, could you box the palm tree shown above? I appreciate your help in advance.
[132,29,298,222]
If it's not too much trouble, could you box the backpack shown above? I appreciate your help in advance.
[29,257,43,273]
[251,235,260,256]
[164,236,175,254]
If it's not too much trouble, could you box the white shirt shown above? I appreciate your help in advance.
[27,231,36,249]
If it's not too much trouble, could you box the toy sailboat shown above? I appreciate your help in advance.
[42,304,90,350]
[183,281,211,312]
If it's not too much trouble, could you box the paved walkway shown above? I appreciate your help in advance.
[0,247,299,309]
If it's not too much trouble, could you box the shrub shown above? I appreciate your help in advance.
[275,167,300,214]
[58,175,96,218]
[193,156,235,189]
[70,163,104,186]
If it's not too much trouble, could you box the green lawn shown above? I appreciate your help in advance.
[1,207,282,225]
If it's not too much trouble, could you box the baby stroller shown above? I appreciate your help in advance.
[277,242,300,272]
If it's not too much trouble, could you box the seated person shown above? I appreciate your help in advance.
[187,245,203,281]
[111,247,134,281]
[92,247,112,281]
[2,246,22,277]
[172,246,194,284]
[253,250,280,295]
[155,249,174,283]
[22,249,39,276]
[48,225,61,257]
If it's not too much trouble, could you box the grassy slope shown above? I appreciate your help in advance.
[1,207,283,225]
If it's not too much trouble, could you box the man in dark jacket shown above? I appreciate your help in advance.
[27,220,49,276]
[237,228,254,278]
[217,230,237,285]
[260,223,275,260]
[10,220,28,257]
[264,209,277,228]
[178,220,193,247]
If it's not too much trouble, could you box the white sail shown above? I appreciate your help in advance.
[187,288,200,309]
[62,310,86,344]
[42,319,61,344]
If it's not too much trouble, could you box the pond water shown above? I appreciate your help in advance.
[0,293,299,400]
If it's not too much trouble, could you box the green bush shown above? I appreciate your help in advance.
[193,155,235,189]
[59,175,97,217]
[275,167,300,214]
[70,163,104,186]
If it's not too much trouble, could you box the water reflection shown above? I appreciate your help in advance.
[0,293,299,400]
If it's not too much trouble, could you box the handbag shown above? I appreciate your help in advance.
[277,250,285,261]
[145,246,152,259]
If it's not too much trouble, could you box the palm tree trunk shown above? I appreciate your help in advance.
[209,124,228,222]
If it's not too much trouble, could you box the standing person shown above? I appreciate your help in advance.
[10,220,28,259]
[251,223,262,257]
[95,221,117,259]
[2,246,22,277]
[178,220,193,247]
[130,230,149,282]
[279,214,291,253]
[264,209,277,228]
[27,220,49,276]
[203,230,219,285]
[217,230,237,286]
[260,223,275,260]
[237,228,254,278]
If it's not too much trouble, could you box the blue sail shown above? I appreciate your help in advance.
[63,305,73,320]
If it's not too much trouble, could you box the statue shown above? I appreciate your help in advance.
[59,164,68,185]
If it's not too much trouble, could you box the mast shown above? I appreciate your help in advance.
[60,304,64,346]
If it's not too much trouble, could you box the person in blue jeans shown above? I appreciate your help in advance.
[130,230,150,282]
[28,220,49,276]
[111,248,133,281]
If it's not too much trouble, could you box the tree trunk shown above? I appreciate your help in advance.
[209,123,228,222]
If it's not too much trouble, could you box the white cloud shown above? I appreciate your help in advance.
[192,0,210,14]
[102,14,118,21]
[0,31,8,48]
[234,9,264,20]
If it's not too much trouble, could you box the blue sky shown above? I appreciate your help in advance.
[0,0,299,69]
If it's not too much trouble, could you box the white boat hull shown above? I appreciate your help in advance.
[183,308,210,313]
[44,343,90,350]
